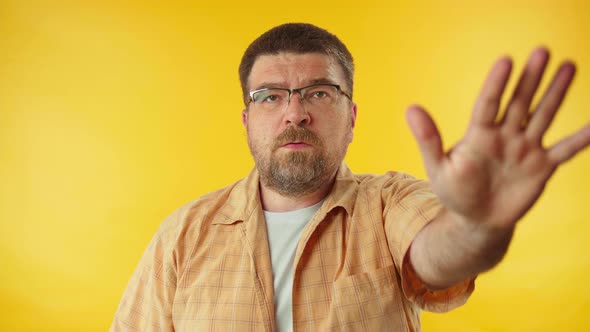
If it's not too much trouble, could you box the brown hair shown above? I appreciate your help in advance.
[238,23,354,105]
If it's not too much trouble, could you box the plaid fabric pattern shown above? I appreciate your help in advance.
[111,163,474,331]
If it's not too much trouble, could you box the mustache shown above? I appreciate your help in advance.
[272,126,322,150]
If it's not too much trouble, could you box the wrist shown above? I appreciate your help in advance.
[449,209,515,239]
[444,209,515,271]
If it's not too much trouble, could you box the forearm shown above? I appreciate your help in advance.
[409,207,515,290]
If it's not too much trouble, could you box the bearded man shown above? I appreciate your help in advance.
[111,23,590,331]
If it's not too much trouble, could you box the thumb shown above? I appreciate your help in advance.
[405,105,444,178]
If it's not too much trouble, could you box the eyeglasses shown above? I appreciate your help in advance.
[248,83,352,112]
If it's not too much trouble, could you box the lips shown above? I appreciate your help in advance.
[282,141,309,146]
[281,141,311,150]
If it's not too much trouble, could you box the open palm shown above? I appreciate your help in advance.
[407,48,590,229]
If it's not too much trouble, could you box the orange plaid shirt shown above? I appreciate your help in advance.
[111,163,474,331]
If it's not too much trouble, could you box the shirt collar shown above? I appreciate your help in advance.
[213,162,357,225]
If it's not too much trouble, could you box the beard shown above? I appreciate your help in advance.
[249,126,344,198]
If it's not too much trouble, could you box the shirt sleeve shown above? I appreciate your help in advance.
[110,210,182,331]
[381,172,475,313]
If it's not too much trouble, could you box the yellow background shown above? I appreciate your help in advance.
[1,0,589,331]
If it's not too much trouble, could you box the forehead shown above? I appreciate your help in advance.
[248,52,345,89]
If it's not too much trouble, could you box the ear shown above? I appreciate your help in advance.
[242,109,248,128]
[347,102,358,143]
[350,102,358,129]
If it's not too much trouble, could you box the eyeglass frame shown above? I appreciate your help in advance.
[247,83,353,109]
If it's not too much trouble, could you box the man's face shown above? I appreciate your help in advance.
[242,52,357,197]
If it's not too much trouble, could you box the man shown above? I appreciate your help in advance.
[111,23,590,331]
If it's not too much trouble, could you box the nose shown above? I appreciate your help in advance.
[283,91,311,126]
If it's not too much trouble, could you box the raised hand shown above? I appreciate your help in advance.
[406,48,590,230]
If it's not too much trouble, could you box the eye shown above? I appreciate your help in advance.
[263,94,280,103]
[305,85,336,101]
[312,91,328,98]
[253,89,286,104]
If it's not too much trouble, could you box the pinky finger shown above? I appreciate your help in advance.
[548,123,590,164]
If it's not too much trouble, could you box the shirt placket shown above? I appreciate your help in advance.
[240,209,277,332]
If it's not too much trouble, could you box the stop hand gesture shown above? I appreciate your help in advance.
[407,48,590,230]
[406,48,590,289]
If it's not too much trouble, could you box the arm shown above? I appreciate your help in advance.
[409,207,513,289]
[111,213,179,332]
[406,48,590,290]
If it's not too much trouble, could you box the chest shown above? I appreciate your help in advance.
[172,207,411,331]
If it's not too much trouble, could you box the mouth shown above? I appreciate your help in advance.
[280,141,312,150]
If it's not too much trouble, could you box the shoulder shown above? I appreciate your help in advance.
[352,171,430,196]
[331,164,433,209]
[352,170,419,183]
[153,177,249,248]
[329,165,435,217]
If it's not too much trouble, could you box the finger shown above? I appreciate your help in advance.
[406,105,444,178]
[547,123,590,164]
[500,48,550,130]
[470,56,513,127]
[526,62,576,141]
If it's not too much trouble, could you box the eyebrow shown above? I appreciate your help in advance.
[252,78,338,91]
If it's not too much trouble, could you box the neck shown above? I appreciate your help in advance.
[259,174,336,212]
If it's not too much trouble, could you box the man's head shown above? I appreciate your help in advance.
[239,23,354,104]
[240,24,357,198]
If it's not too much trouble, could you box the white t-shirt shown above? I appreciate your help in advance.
[263,200,323,332]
